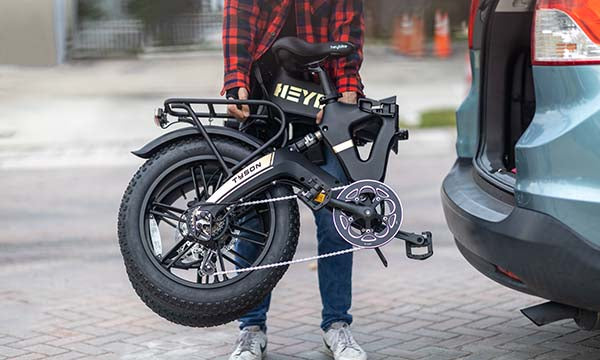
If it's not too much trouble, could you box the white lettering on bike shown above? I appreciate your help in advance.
[330,44,348,50]
[207,153,275,203]
[273,83,324,109]
[232,162,263,184]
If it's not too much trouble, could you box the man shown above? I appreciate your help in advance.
[221,1,367,359]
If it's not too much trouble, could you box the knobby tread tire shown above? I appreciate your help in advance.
[117,137,300,327]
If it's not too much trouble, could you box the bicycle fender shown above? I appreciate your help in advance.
[131,126,263,159]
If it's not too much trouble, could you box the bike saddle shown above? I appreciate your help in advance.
[273,37,356,70]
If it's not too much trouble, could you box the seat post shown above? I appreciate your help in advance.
[308,64,339,105]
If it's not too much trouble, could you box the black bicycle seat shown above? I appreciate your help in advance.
[272,37,356,68]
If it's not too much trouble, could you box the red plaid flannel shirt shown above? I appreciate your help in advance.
[221,0,364,95]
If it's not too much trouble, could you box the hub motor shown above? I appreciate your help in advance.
[333,180,403,248]
[184,207,229,244]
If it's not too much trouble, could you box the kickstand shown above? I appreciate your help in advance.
[374,248,388,268]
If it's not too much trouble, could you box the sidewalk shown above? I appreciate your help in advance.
[1,130,599,359]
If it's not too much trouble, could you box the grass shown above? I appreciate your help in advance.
[419,108,456,128]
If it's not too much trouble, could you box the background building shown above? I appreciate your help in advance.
[0,0,74,66]
[0,0,468,66]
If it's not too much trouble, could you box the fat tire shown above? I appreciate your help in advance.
[117,137,300,327]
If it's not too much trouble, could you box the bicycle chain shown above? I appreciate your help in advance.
[213,185,368,276]
[213,247,363,276]
[234,185,348,207]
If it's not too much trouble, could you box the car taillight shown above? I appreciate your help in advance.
[534,0,600,65]
[469,0,480,49]
[496,266,523,283]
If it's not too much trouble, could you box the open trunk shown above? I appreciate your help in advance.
[476,2,536,192]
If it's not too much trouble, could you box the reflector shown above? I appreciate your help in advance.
[469,0,480,49]
[537,0,600,44]
[496,266,523,283]
[534,1,600,65]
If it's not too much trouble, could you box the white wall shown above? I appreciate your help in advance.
[0,0,68,66]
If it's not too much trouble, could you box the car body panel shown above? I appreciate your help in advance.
[442,1,600,312]
[456,50,481,159]
[516,66,600,246]
[442,159,600,312]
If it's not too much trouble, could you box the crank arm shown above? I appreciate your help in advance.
[327,198,373,218]
[395,230,434,260]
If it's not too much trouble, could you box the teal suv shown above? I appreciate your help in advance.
[442,0,600,329]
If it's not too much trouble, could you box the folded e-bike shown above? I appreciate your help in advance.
[118,37,433,328]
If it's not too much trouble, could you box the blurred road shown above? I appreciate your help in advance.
[0,46,467,169]
[1,49,599,359]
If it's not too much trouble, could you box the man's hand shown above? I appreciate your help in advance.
[316,92,359,124]
[227,87,251,122]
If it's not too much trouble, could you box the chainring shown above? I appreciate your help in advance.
[332,180,403,248]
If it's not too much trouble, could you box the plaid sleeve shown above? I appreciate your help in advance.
[221,0,260,95]
[329,0,365,95]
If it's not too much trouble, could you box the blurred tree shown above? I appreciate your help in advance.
[126,0,202,27]
[126,0,204,45]
[77,0,105,21]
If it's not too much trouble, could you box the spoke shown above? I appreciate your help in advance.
[232,224,268,238]
[232,233,267,247]
[166,243,194,270]
[217,250,229,280]
[237,215,259,227]
[150,210,180,222]
[222,253,247,269]
[199,165,209,196]
[207,171,224,197]
[153,202,185,214]
[175,260,201,269]
[159,217,177,229]
[180,188,188,200]
[190,167,202,201]
[215,173,224,189]
[236,206,259,219]
[161,238,189,264]
[228,249,254,267]
[237,214,259,226]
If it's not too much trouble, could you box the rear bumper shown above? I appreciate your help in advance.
[442,159,600,312]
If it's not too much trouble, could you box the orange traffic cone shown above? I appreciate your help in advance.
[434,11,452,58]
[399,14,414,55]
[443,12,453,57]
[400,14,415,54]
[392,16,405,54]
[409,15,424,57]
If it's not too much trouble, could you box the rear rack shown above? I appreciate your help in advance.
[160,98,287,178]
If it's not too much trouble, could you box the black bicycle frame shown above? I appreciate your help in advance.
[150,64,433,262]
[164,98,288,177]
[160,64,402,216]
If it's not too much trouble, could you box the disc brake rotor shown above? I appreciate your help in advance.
[333,180,403,248]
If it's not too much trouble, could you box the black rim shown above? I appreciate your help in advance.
[139,155,277,289]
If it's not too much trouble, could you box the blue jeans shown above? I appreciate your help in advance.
[237,148,353,331]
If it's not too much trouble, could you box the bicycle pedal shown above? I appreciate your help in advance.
[405,231,433,260]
